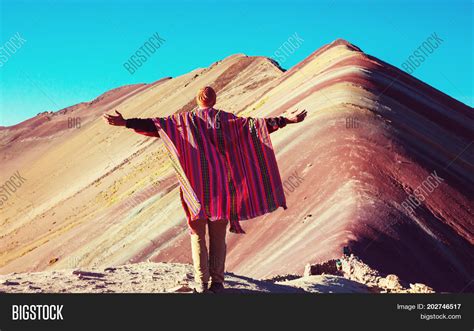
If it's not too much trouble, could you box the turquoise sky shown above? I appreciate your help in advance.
[0,0,472,126]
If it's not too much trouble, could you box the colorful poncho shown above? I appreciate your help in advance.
[152,108,287,233]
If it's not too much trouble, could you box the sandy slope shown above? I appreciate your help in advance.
[0,40,472,293]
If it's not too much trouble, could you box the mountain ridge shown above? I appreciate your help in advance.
[0,39,472,293]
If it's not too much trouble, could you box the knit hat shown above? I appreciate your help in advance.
[196,86,216,108]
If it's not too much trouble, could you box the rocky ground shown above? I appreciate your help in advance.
[0,255,434,294]
[303,254,435,293]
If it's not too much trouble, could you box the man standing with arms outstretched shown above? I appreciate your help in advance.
[104,86,306,293]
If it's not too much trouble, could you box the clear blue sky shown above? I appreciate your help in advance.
[0,0,472,126]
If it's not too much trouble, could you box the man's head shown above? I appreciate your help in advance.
[196,86,216,108]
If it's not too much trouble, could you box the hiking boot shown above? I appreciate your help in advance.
[193,282,209,293]
[209,282,225,294]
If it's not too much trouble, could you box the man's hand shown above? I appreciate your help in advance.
[103,110,126,126]
[286,108,307,124]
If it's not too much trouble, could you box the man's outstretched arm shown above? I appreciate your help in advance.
[103,110,159,137]
[125,118,157,135]
[265,109,307,133]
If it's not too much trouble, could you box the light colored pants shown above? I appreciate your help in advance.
[190,219,228,284]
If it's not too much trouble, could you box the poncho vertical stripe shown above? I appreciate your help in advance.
[152,108,287,233]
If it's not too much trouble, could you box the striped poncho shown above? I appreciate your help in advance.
[152,108,287,233]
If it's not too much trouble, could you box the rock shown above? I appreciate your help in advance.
[303,260,341,276]
[304,263,312,277]
[409,283,434,293]
[73,270,106,278]
[48,257,59,265]
[262,274,300,282]
[380,274,402,290]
